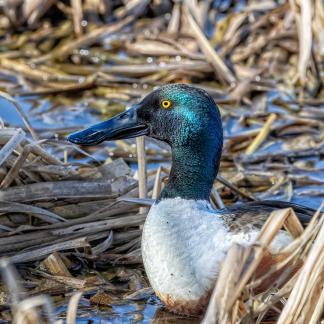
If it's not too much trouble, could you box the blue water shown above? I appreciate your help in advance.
[56,297,162,323]
[0,96,99,130]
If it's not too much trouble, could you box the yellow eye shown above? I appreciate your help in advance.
[161,100,172,109]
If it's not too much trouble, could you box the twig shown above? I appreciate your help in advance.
[152,166,162,199]
[245,113,277,155]
[66,292,83,324]
[9,237,90,263]
[0,128,25,167]
[184,5,236,85]
[71,0,83,37]
[136,136,148,213]
[216,174,257,201]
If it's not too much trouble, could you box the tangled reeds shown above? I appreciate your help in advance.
[0,0,323,97]
[203,205,324,324]
[0,0,323,322]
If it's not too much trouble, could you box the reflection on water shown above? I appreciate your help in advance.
[57,297,159,323]
[0,96,100,130]
[56,297,199,323]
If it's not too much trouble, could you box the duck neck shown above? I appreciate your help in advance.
[159,139,222,201]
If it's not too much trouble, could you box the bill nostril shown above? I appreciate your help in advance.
[119,112,128,120]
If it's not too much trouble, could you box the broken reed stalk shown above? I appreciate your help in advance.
[245,113,277,155]
[289,0,313,87]
[0,128,25,167]
[136,136,148,213]
[42,252,72,277]
[71,0,83,37]
[152,166,162,199]
[66,292,83,324]
[1,141,63,189]
[277,213,324,323]
[184,5,236,85]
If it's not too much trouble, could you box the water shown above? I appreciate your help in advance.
[56,297,163,323]
[0,96,99,130]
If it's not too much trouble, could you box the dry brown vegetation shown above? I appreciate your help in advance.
[203,206,324,324]
[0,0,323,323]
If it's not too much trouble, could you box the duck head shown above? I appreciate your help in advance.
[68,84,223,201]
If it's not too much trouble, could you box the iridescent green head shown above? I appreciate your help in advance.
[68,84,223,201]
[135,84,222,148]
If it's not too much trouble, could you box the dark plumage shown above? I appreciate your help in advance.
[68,83,314,215]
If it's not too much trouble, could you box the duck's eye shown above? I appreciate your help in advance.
[161,100,172,109]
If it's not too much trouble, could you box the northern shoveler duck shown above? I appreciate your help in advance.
[67,84,313,316]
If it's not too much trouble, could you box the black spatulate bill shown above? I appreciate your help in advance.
[67,105,148,145]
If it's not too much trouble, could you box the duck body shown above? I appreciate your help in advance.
[67,84,313,316]
[142,198,292,315]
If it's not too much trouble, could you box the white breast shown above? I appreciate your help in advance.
[141,198,291,302]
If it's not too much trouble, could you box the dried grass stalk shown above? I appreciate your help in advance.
[184,5,236,85]
[245,113,277,155]
[136,136,148,214]
[278,213,324,323]
[203,206,324,323]
[152,166,162,200]
[71,0,83,37]
[289,0,313,86]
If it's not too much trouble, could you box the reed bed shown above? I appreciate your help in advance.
[203,205,324,324]
[0,0,323,322]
